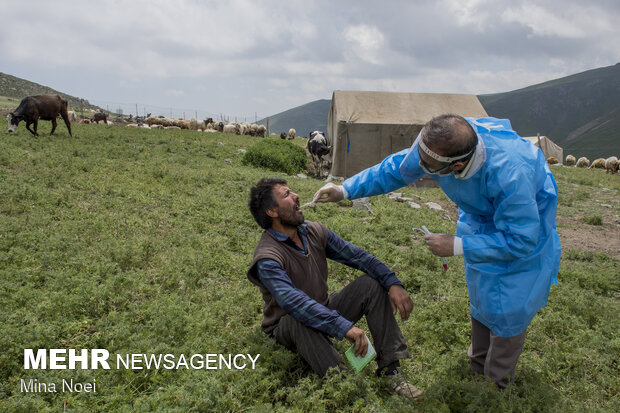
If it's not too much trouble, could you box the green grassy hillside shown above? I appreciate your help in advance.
[479,63,620,160]
[0,72,99,111]
[0,120,618,412]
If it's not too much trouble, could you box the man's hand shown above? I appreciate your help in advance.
[345,326,368,357]
[424,233,454,257]
[389,285,414,321]
[313,183,345,203]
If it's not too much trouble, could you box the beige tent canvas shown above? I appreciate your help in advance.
[328,90,488,178]
[522,135,564,164]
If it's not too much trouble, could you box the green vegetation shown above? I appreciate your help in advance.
[0,121,618,412]
[583,215,604,226]
[242,139,308,175]
[479,63,620,160]
[0,72,99,111]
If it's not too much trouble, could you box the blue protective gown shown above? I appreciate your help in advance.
[343,117,561,337]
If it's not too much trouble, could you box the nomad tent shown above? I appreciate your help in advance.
[522,135,564,164]
[328,90,488,178]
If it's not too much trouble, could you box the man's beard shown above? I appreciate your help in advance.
[279,206,304,227]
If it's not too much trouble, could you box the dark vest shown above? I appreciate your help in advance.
[247,221,329,333]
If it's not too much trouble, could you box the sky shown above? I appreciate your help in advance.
[2,0,619,121]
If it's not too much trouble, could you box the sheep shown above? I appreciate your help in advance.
[565,155,576,166]
[589,158,606,169]
[147,116,162,126]
[165,126,181,130]
[288,128,296,139]
[68,110,77,122]
[546,157,559,165]
[605,156,619,174]
[223,124,236,134]
[190,118,205,131]
[256,124,266,137]
[576,157,590,168]
[249,124,258,137]
[280,133,287,139]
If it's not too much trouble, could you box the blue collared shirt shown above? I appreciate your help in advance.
[256,223,403,339]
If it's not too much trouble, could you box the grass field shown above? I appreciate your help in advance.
[0,120,618,412]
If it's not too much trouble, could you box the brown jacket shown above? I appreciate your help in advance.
[247,221,329,333]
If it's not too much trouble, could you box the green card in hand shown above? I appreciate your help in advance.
[345,336,376,374]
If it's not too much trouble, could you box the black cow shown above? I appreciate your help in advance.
[7,94,72,137]
[307,131,331,178]
[92,112,108,124]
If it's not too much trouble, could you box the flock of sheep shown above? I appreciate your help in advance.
[553,154,619,174]
[74,112,618,175]
[80,115,301,140]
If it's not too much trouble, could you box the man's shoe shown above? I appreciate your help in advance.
[389,373,423,399]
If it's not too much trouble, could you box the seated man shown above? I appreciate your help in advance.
[247,178,422,398]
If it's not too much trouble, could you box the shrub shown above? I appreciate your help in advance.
[242,139,307,175]
[583,214,603,225]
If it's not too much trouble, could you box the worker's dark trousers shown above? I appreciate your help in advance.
[272,275,410,376]
[468,317,527,388]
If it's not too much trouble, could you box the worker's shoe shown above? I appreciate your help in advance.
[388,372,423,399]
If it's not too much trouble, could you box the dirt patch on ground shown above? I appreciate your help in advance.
[557,214,620,259]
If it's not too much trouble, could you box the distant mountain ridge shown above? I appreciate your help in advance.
[258,99,332,137]
[0,72,99,111]
[259,64,619,159]
[478,63,620,160]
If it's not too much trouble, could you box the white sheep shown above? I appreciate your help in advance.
[223,124,236,134]
[256,124,267,137]
[565,155,576,166]
[576,157,590,168]
[589,158,606,169]
[288,128,296,139]
[605,156,618,174]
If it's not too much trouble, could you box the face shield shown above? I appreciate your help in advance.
[417,134,476,176]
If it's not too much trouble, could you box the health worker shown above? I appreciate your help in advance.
[314,114,561,388]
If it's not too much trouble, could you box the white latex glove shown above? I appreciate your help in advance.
[313,182,348,203]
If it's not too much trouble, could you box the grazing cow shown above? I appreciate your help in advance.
[7,94,72,137]
[307,131,331,178]
[92,112,108,124]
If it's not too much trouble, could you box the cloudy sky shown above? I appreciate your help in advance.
[2,0,619,121]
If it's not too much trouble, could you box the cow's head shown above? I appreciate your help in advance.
[6,113,21,132]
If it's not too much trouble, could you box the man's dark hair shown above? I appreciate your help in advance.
[421,114,477,157]
[249,178,287,229]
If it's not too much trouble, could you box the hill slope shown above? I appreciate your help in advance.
[257,99,331,137]
[258,64,619,159]
[479,63,620,159]
[0,72,99,111]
